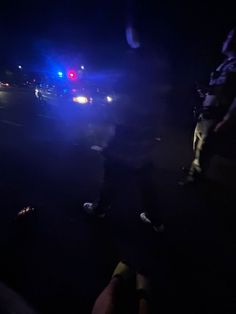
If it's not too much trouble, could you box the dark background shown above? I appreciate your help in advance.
[0,0,235,77]
[0,1,235,313]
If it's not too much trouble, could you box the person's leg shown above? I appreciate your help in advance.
[188,118,216,182]
[83,158,114,216]
[92,261,134,314]
[138,298,149,314]
[136,273,150,314]
[95,157,116,214]
[138,163,163,227]
[92,276,121,314]
[138,163,156,217]
[187,123,202,179]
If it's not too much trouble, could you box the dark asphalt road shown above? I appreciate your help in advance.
[0,87,235,313]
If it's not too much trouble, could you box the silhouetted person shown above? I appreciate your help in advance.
[83,26,169,231]
[184,28,236,184]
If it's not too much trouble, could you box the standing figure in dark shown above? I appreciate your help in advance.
[185,28,236,184]
[83,27,169,231]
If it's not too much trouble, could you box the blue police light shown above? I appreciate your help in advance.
[57,71,63,78]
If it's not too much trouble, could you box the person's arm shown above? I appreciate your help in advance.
[214,97,236,132]
[214,67,236,133]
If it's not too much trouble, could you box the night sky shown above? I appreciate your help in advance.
[0,0,235,81]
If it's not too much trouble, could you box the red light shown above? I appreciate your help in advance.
[67,70,77,80]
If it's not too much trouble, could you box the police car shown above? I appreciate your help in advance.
[35,69,115,107]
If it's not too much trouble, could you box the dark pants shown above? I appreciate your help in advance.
[95,158,161,223]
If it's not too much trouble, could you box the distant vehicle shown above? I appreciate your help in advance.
[0,81,10,87]
[35,80,115,108]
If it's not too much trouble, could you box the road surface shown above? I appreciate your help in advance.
[0,87,235,313]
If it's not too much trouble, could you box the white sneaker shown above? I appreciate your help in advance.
[83,203,106,218]
[140,212,164,232]
[140,212,152,225]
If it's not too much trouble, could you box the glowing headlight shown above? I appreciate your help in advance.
[106,96,113,103]
[73,96,89,104]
